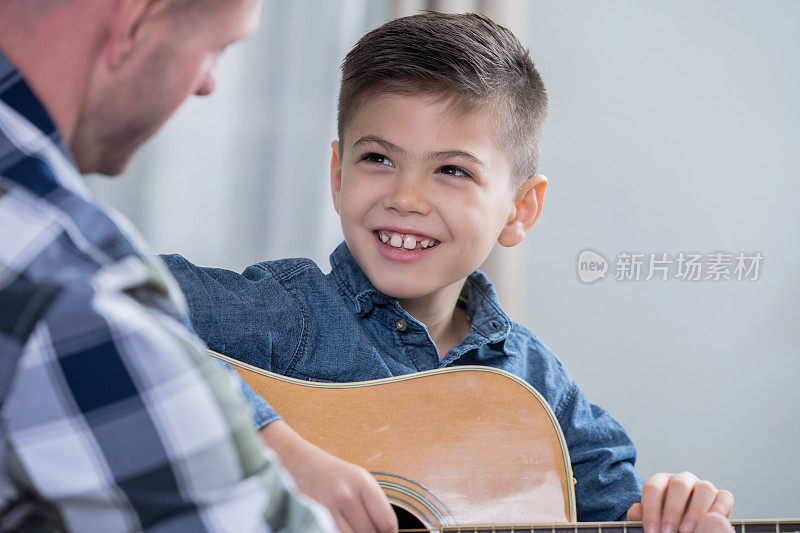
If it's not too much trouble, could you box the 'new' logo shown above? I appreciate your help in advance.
[577,250,608,283]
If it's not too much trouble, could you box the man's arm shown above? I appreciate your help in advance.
[0,269,335,532]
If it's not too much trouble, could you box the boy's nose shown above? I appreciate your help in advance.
[383,173,430,216]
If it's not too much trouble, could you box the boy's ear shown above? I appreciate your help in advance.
[330,140,342,215]
[497,174,548,247]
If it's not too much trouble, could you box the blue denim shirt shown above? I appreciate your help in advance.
[161,242,644,521]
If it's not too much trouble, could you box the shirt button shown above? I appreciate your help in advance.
[395,318,408,332]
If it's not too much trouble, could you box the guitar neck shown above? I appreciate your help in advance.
[399,520,800,533]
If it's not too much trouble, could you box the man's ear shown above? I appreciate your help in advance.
[497,174,548,247]
[103,0,157,69]
[330,140,342,215]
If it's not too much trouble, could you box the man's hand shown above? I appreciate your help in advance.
[261,420,398,533]
[627,472,734,533]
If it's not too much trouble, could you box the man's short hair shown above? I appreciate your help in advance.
[337,12,548,184]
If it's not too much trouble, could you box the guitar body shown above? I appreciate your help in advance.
[212,351,577,528]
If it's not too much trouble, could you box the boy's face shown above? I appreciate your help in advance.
[331,93,545,303]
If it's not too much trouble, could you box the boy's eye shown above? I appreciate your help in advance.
[361,153,394,167]
[438,165,472,179]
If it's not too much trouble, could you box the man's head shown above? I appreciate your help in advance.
[0,0,262,175]
[330,13,549,305]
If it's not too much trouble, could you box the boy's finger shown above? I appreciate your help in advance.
[709,490,735,518]
[678,481,718,533]
[361,480,399,533]
[628,502,643,521]
[641,472,671,533]
[333,513,356,533]
[695,513,734,533]
[341,494,378,533]
[661,472,699,533]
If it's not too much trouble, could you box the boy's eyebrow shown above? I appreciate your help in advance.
[351,135,487,170]
[425,150,487,171]
[351,136,407,157]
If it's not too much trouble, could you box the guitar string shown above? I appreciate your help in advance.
[395,522,797,533]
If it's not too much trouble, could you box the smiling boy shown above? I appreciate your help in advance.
[163,12,733,532]
[332,90,546,359]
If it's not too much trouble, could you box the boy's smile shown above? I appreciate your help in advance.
[374,228,440,264]
[377,229,439,251]
[330,93,546,313]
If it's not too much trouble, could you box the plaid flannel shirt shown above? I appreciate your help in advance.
[0,49,335,532]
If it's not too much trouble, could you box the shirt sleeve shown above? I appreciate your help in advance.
[555,381,645,521]
[0,265,334,532]
[217,359,282,429]
[160,253,284,429]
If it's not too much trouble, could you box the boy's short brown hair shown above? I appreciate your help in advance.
[337,12,547,184]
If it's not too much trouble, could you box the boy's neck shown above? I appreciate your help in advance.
[398,280,472,360]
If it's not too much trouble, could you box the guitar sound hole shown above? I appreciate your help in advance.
[392,504,426,530]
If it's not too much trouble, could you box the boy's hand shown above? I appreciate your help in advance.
[260,420,398,533]
[627,472,734,533]
[695,513,735,533]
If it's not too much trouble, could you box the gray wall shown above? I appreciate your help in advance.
[496,0,799,518]
[91,0,800,519]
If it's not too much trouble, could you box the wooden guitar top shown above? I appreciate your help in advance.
[211,351,576,528]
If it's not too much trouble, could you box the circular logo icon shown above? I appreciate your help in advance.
[577,249,608,283]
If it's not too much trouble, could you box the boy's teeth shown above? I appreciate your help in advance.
[380,230,438,250]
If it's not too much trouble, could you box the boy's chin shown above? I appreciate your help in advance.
[370,279,430,302]
[370,276,461,304]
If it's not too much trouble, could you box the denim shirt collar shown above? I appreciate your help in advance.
[329,242,393,315]
[328,242,513,349]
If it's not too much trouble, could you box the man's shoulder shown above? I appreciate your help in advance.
[0,178,77,272]
[0,181,98,347]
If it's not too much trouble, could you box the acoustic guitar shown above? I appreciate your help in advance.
[211,351,799,533]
